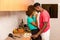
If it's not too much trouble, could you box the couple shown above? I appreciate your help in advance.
[26,3,50,40]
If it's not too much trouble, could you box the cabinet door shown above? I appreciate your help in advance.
[0,0,34,11]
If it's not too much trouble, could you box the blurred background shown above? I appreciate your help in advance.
[0,0,60,40]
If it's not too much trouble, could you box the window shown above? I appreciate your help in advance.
[42,4,58,18]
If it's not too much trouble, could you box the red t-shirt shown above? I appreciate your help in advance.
[39,10,50,33]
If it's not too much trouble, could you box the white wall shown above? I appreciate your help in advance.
[34,0,60,40]
[34,0,59,4]
[15,12,27,24]
[0,12,27,40]
[50,4,60,40]
[0,15,18,40]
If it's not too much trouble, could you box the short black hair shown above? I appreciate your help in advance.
[34,3,40,7]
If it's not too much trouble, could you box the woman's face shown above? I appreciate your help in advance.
[31,11,35,16]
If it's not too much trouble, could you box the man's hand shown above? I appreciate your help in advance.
[32,34,39,39]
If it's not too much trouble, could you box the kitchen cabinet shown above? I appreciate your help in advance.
[0,0,34,11]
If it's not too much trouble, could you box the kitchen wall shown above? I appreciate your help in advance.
[0,12,27,40]
[34,0,59,4]
[34,0,60,40]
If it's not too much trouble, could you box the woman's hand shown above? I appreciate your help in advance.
[32,22,38,27]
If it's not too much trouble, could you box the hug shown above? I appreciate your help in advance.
[26,3,50,40]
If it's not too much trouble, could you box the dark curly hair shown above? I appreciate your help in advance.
[26,5,35,16]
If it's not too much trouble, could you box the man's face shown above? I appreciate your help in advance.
[34,6,40,12]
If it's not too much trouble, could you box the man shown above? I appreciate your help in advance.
[33,3,50,40]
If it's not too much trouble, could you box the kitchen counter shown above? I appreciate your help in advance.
[5,32,32,40]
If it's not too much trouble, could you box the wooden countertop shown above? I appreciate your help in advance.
[5,33,31,40]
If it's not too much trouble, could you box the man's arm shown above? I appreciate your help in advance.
[32,10,49,38]
[32,22,47,38]
[37,10,49,35]
[37,22,47,35]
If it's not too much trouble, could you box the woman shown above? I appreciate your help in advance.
[26,5,42,40]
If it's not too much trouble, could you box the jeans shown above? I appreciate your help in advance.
[31,28,42,40]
